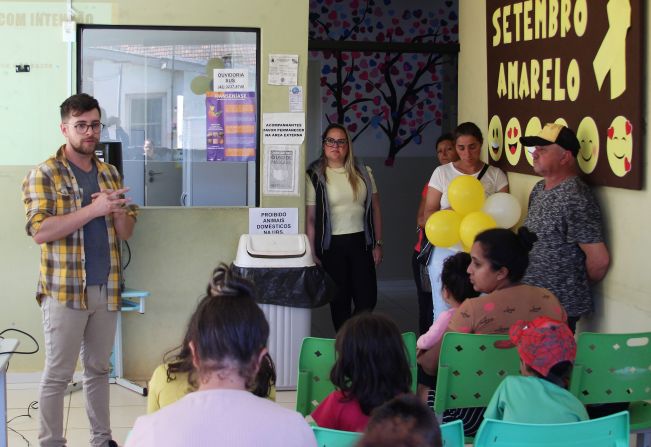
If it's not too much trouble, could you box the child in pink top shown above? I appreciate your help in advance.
[417,252,479,350]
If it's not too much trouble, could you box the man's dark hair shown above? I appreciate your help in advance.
[358,394,442,447]
[60,93,101,121]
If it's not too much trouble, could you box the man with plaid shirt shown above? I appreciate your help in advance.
[22,93,137,447]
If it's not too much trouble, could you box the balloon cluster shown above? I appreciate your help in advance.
[425,176,521,251]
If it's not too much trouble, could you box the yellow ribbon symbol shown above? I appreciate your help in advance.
[593,0,631,99]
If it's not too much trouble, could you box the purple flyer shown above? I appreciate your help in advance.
[206,91,257,162]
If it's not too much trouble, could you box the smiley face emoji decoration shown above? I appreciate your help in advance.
[576,117,600,174]
[487,115,503,162]
[606,116,633,177]
[504,117,522,166]
[523,117,542,167]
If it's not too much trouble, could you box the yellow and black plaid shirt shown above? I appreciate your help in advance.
[22,145,137,310]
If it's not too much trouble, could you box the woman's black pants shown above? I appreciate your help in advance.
[321,232,377,332]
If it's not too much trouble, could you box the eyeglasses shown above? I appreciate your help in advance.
[65,122,105,134]
[324,137,348,147]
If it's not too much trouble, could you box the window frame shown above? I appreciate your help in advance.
[77,24,261,207]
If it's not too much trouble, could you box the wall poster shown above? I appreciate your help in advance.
[206,91,257,162]
[486,0,643,189]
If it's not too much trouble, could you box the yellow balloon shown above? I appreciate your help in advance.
[459,211,497,248]
[425,210,462,248]
[448,175,485,216]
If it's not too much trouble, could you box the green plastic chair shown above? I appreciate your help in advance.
[433,333,520,415]
[311,417,462,447]
[440,420,464,447]
[296,337,337,417]
[473,411,630,447]
[312,426,362,447]
[402,331,418,394]
[296,333,418,417]
[569,331,651,447]
[433,333,520,442]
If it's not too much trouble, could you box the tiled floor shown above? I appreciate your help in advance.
[6,383,298,447]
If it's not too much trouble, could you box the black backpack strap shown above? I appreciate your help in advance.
[477,163,489,180]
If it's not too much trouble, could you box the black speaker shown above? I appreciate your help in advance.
[96,141,123,177]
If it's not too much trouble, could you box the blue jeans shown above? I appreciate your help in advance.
[427,246,458,321]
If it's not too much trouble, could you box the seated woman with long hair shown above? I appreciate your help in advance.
[126,264,316,447]
[417,227,568,436]
[147,331,276,413]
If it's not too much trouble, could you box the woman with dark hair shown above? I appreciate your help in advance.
[311,313,412,432]
[146,336,277,413]
[422,123,509,325]
[417,228,568,437]
[127,264,316,447]
[420,227,568,373]
[306,123,383,331]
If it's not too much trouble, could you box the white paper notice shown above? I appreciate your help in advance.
[213,69,249,92]
[289,86,303,112]
[249,208,298,234]
[264,145,299,196]
[268,54,298,85]
[263,113,305,145]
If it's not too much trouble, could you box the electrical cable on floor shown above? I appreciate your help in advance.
[2,328,39,445]
[8,426,31,446]
[6,400,38,424]
[6,400,38,446]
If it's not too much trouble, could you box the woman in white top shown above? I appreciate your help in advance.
[306,123,383,331]
[125,265,316,447]
[423,122,509,321]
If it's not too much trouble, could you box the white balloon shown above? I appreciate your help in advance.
[482,193,522,229]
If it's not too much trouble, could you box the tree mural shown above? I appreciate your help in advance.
[309,0,458,165]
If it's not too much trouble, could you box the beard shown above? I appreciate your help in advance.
[70,137,98,156]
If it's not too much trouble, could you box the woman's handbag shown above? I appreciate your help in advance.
[416,228,433,265]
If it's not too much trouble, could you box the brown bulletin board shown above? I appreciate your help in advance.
[486,0,643,189]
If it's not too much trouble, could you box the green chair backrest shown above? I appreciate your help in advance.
[296,333,418,417]
[312,419,460,447]
[473,411,630,447]
[402,331,418,394]
[570,331,651,440]
[570,332,651,405]
[312,426,362,447]
[296,337,337,417]
[434,333,520,414]
[440,420,464,447]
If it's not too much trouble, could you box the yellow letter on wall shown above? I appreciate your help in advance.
[593,0,631,99]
